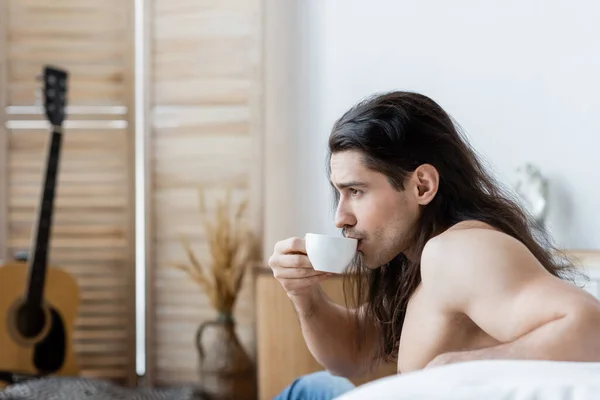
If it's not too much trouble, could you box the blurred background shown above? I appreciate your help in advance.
[287,1,600,249]
[0,0,599,399]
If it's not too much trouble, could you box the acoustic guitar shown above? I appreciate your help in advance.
[0,66,79,387]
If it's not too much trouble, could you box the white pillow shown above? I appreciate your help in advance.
[335,360,600,400]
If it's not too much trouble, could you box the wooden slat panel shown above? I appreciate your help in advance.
[73,329,128,341]
[150,0,263,386]
[80,368,128,379]
[0,0,8,262]
[153,0,258,106]
[6,126,133,384]
[4,0,137,379]
[75,342,129,355]
[150,130,257,385]
[6,0,127,106]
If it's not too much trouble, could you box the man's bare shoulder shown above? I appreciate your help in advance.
[441,219,499,234]
[419,220,551,306]
[421,219,529,263]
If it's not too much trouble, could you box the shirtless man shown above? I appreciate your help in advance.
[269,91,600,400]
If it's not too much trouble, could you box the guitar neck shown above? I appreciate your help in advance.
[26,125,63,307]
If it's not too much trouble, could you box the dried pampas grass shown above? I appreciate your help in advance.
[173,186,260,315]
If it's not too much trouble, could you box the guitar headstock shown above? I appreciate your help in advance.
[42,66,69,127]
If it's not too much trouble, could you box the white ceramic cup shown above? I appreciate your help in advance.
[305,233,358,274]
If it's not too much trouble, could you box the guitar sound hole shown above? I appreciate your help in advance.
[15,303,46,339]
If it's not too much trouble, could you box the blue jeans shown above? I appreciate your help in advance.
[273,371,355,400]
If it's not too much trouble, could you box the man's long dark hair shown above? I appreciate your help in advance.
[326,91,583,365]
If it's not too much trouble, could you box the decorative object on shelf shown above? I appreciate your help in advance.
[173,186,259,400]
[513,163,549,227]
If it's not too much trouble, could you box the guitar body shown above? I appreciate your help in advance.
[0,262,79,385]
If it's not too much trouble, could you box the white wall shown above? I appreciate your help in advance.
[290,0,600,250]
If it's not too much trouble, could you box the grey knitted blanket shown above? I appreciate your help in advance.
[0,377,211,400]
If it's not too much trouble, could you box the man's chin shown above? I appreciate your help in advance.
[349,251,392,271]
[354,253,379,270]
[362,251,404,270]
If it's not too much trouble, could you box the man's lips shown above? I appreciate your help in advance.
[344,234,363,249]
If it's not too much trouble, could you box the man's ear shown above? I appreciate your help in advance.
[411,164,439,205]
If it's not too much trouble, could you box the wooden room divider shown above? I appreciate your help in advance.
[0,0,137,386]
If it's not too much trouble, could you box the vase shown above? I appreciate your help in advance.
[196,313,256,400]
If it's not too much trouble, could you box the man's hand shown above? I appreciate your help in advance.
[267,237,379,378]
[421,226,600,364]
[268,237,332,298]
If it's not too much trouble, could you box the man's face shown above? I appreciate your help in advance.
[329,150,422,269]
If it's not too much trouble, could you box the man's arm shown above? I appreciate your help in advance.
[268,236,383,378]
[290,286,383,378]
[421,227,600,367]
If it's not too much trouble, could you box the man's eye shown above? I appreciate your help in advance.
[349,188,362,196]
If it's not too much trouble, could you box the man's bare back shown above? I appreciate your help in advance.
[397,221,600,372]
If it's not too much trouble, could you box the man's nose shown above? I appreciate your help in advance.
[335,204,356,229]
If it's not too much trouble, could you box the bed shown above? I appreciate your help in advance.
[336,360,600,400]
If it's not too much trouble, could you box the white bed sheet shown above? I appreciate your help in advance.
[336,360,600,400]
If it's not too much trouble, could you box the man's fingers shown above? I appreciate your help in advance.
[268,238,334,297]
[274,237,306,255]
[272,253,313,269]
